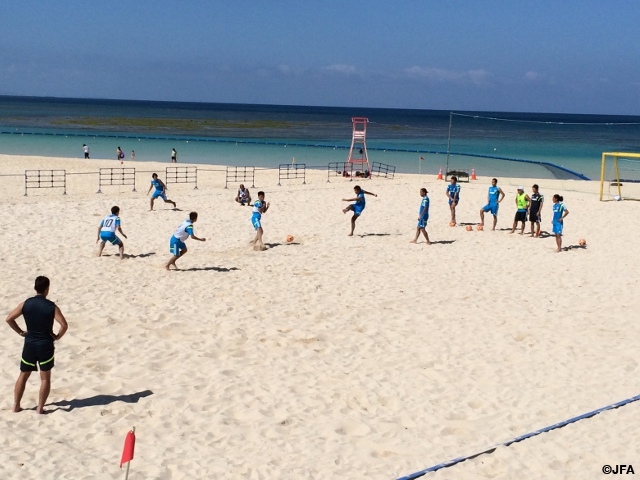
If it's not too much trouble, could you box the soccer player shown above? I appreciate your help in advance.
[342,185,377,236]
[147,173,177,211]
[479,178,505,231]
[551,194,569,252]
[250,191,270,249]
[510,186,530,235]
[529,184,544,237]
[410,188,431,244]
[5,276,68,414]
[166,212,206,270]
[446,176,460,225]
[97,206,127,260]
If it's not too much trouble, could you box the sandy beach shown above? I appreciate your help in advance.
[0,154,638,480]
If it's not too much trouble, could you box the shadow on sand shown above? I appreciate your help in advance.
[183,266,240,272]
[431,240,456,245]
[48,389,153,412]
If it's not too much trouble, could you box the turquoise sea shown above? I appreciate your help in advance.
[1,96,639,180]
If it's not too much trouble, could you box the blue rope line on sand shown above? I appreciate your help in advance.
[397,393,640,480]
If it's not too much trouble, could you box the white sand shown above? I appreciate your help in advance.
[0,154,638,479]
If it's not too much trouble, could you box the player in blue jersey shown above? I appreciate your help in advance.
[410,188,431,244]
[97,206,128,259]
[446,176,460,225]
[146,173,177,211]
[479,178,505,231]
[166,212,206,270]
[342,185,377,236]
[250,191,270,250]
[551,194,569,252]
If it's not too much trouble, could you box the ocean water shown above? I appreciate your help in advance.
[1,96,640,180]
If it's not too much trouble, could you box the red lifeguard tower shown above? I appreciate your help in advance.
[346,117,371,177]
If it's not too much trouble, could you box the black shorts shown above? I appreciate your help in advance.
[529,211,540,222]
[514,211,527,222]
[20,341,55,372]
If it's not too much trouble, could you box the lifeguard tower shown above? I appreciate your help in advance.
[346,117,371,177]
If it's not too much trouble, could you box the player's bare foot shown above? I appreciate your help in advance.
[342,208,348,214]
[426,241,432,245]
[13,405,22,413]
[347,233,353,236]
[409,240,417,244]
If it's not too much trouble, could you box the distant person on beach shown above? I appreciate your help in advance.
[171,148,177,163]
[342,185,377,236]
[446,176,460,225]
[97,206,128,260]
[552,194,569,252]
[235,184,252,205]
[130,150,135,161]
[5,276,68,414]
[147,173,177,211]
[510,186,530,235]
[82,144,90,159]
[479,178,505,231]
[116,146,124,161]
[410,187,431,244]
[250,191,270,250]
[529,184,544,237]
[166,212,206,270]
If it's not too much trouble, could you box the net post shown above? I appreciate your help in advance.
[614,156,622,199]
[599,153,606,201]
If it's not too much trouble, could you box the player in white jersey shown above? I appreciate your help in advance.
[166,211,206,270]
[97,206,127,259]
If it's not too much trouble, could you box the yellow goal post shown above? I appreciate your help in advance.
[600,152,640,201]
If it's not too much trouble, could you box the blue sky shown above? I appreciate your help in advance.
[2,1,639,114]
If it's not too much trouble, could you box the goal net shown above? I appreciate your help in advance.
[600,152,640,201]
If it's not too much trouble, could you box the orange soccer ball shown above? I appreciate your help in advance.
[449,221,456,227]
[578,238,586,246]
[286,235,294,243]
[476,225,484,231]
[465,225,473,231]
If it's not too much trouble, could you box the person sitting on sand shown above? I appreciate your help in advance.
[250,191,270,250]
[342,185,377,236]
[551,194,569,252]
[147,173,177,211]
[410,188,431,245]
[479,178,505,231]
[235,184,252,205]
[97,206,128,260]
[5,276,68,414]
[166,212,206,270]
[510,186,530,235]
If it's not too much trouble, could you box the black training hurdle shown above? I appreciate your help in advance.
[370,162,396,179]
[278,163,306,186]
[166,166,198,189]
[97,168,136,193]
[24,170,66,196]
[327,162,354,182]
[225,166,255,189]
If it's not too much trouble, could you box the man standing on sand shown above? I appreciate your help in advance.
[529,184,544,237]
[250,191,270,249]
[166,212,206,270]
[479,178,505,231]
[446,176,460,225]
[82,144,90,159]
[6,276,68,414]
[342,185,377,236]
[147,173,177,211]
[410,187,431,244]
[171,148,177,163]
[510,186,530,235]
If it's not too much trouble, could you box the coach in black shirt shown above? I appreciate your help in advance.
[6,276,68,414]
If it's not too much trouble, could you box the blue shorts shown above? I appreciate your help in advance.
[482,204,499,216]
[448,199,459,205]
[99,232,121,245]
[353,205,364,216]
[152,190,166,200]
[252,214,262,230]
[552,221,563,235]
[417,217,428,228]
[169,236,186,256]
